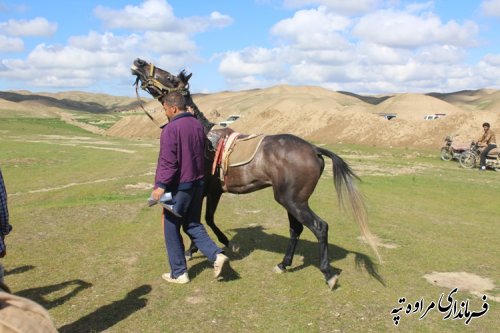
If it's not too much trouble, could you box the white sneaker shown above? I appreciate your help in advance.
[162,272,190,284]
[213,253,229,279]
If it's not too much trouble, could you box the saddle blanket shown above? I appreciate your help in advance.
[226,133,266,167]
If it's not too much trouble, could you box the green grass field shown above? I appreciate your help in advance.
[1,117,498,332]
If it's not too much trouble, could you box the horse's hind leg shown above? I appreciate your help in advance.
[284,203,337,289]
[274,212,304,273]
[309,209,340,289]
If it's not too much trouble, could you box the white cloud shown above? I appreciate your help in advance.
[352,9,478,48]
[143,31,197,54]
[217,3,490,93]
[0,26,204,92]
[270,6,351,49]
[415,45,466,64]
[481,0,500,17]
[478,54,500,83]
[217,46,292,90]
[482,53,500,66]
[186,11,233,33]
[208,11,234,27]
[69,31,141,52]
[282,0,382,15]
[0,1,497,95]
[0,34,141,90]
[94,0,232,33]
[0,0,231,93]
[356,42,410,65]
[0,35,23,52]
[94,0,177,32]
[26,44,127,69]
[0,17,57,37]
[219,47,286,78]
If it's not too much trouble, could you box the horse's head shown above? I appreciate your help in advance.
[131,58,215,133]
[131,58,192,99]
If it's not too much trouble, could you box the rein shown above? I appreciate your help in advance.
[135,83,162,128]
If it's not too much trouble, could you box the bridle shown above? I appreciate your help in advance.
[138,63,190,97]
[133,62,190,128]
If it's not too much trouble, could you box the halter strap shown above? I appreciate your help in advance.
[141,64,190,98]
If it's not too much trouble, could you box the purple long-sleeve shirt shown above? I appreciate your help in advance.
[155,112,205,191]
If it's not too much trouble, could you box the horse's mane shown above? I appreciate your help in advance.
[184,93,215,134]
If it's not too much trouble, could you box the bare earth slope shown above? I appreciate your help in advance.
[1,87,498,148]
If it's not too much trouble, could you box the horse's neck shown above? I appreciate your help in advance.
[189,101,215,134]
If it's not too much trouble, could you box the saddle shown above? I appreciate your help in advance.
[211,132,266,185]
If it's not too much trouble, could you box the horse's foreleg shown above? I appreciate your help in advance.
[185,179,229,260]
[274,212,304,273]
[185,241,199,261]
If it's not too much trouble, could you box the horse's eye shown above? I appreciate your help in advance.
[138,59,145,66]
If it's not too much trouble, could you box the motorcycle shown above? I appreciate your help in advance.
[459,142,500,171]
[440,136,468,161]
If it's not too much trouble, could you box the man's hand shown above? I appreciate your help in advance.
[152,187,165,201]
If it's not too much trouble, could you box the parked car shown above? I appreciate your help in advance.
[376,112,397,120]
[424,113,446,120]
[219,115,241,127]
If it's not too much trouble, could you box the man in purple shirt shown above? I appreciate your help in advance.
[151,91,229,284]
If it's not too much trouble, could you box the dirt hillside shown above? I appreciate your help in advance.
[2,87,498,148]
[194,86,497,148]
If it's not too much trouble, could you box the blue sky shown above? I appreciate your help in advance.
[1,0,500,96]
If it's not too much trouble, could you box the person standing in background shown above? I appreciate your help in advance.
[477,122,497,171]
[0,167,12,258]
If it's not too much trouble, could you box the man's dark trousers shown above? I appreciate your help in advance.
[163,182,221,278]
[480,144,497,167]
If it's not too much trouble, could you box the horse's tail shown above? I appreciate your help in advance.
[315,146,382,263]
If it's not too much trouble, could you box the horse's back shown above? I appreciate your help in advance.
[261,134,320,161]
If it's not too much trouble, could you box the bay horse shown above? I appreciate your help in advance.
[131,58,381,289]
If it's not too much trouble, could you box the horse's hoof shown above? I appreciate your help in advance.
[327,274,339,290]
[228,241,240,253]
[273,265,286,274]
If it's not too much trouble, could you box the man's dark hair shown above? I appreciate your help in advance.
[159,92,186,110]
[482,122,490,128]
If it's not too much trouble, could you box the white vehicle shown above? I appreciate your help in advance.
[376,112,397,120]
[424,113,446,120]
[219,115,241,127]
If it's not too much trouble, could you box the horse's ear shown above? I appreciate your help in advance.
[178,70,192,84]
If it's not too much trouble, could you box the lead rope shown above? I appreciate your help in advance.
[135,83,163,128]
